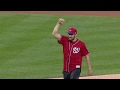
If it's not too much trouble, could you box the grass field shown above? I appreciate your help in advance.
[0,13,120,79]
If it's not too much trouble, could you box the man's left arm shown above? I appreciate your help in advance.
[85,55,92,76]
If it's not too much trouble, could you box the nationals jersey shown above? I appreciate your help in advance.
[58,35,90,72]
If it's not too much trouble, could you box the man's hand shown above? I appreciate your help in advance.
[58,18,65,25]
[88,69,92,76]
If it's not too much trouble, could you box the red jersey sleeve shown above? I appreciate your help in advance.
[58,35,67,44]
[81,42,90,57]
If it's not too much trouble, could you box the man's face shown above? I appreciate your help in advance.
[68,34,76,42]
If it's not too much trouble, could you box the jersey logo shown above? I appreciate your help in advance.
[73,47,80,54]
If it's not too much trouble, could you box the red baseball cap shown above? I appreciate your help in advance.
[68,28,77,35]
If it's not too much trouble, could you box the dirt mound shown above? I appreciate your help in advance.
[49,74,120,79]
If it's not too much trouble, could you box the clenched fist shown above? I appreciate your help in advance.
[58,18,65,25]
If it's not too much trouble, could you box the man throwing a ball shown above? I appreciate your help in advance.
[52,18,92,79]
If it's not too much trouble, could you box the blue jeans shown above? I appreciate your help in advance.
[62,68,81,79]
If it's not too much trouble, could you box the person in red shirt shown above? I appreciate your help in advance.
[52,18,92,79]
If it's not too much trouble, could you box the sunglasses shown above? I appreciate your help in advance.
[68,33,74,35]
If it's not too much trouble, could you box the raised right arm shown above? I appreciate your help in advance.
[52,18,65,41]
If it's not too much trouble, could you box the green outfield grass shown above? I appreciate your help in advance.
[0,13,120,79]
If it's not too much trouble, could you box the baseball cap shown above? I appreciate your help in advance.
[68,28,77,35]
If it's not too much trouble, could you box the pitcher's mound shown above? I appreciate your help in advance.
[50,74,120,79]
[80,74,120,79]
